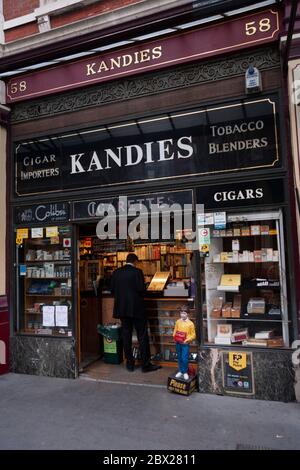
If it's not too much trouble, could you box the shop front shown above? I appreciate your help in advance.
[9,82,298,400]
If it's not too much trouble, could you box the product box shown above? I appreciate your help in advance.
[261,248,268,262]
[227,252,234,263]
[231,328,249,343]
[226,229,233,237]
[211,297,223,318]
[251,225,261,236]
[167,373,198,396]
[214,336,232,345]
[241,227,250,236]
[222,302,232,318]
[212,230,220,237]
[231,294,242,318]
[217,324,232,337]
[233,228,241,237]
[261,225,269,235]
[249,252,254,262]
[254,250,262,263]
[273,250,279,262]
[243,250,249,262]
[232,239,240,251]
[220,230,226,237]
[267,248,273,261]
[233,251,239,263]
[220,252,229,263]
[247,297,266,314]
[269,229,278,236]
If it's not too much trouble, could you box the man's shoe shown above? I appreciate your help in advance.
[183,373,189,381]
[126,361,135,372]
[142,363,162,373]
[175,372,183,379]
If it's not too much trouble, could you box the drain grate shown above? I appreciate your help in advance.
[236,444,273,450]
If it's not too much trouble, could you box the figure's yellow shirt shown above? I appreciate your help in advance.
[173,319,196,343]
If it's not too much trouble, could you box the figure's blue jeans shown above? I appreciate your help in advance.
[176,342,189,374]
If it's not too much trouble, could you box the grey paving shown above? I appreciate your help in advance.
[0,373,299,450]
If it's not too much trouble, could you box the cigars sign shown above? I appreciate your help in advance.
[6,8,279,103]
[14,95,280,196]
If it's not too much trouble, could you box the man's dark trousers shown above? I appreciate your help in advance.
[121,317,150,365]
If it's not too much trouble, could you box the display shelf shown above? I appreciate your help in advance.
[22,260,71,264]
[203,213,289,348]
[203,317,287,323]
[26,294,72,298]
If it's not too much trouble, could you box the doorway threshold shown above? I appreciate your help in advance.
[80,359,175,387]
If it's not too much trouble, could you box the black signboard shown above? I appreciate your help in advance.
[196,179,285,209]
[14,202,70,225]
[15,95,280,196]
[72,190,193,221]
[222,351,254,395]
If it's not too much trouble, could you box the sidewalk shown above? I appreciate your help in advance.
[0,373,299,450]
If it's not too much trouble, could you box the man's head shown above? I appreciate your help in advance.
[126,253,139,266]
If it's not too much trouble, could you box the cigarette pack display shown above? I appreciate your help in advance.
[233,228,241,237]
[220,252,229,262]
[212,230,220,237]
[267,248,273,261]
[273,250,279,262]
[226,229,233,237]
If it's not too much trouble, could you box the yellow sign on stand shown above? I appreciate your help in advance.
[16,228,28,239]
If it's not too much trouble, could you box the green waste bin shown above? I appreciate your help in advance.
[97,324,123,364]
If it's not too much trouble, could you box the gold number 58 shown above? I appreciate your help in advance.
[245,18,271,36]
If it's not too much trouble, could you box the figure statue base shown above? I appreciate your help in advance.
[167,372,198,396]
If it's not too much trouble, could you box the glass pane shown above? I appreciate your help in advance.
[200,211,289,348]
[16,226,73,337]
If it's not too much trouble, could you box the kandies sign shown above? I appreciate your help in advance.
[14,95,280,196]
[6,8,279,103]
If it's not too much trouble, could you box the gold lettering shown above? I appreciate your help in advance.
[110,57,122,69]
[98,61,109,72]
[134,51,140,64]
[152,45,162,59]
[140,49,151,63]
[86,63,96,75]
[122,54,133,67]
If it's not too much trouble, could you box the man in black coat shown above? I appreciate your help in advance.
[111,253,161,373]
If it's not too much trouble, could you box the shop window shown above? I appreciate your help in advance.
[200,210,291,348]
[15,226,73,337]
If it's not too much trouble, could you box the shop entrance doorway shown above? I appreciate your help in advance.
[77,221,197,385]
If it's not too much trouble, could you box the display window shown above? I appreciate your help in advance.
[199,210,290,348]
[15,225,73,337]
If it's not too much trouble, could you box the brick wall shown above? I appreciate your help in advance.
[51,0,142,29]
[3,0,144,43]
[5,23,39,42]
[3,0,39,21]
